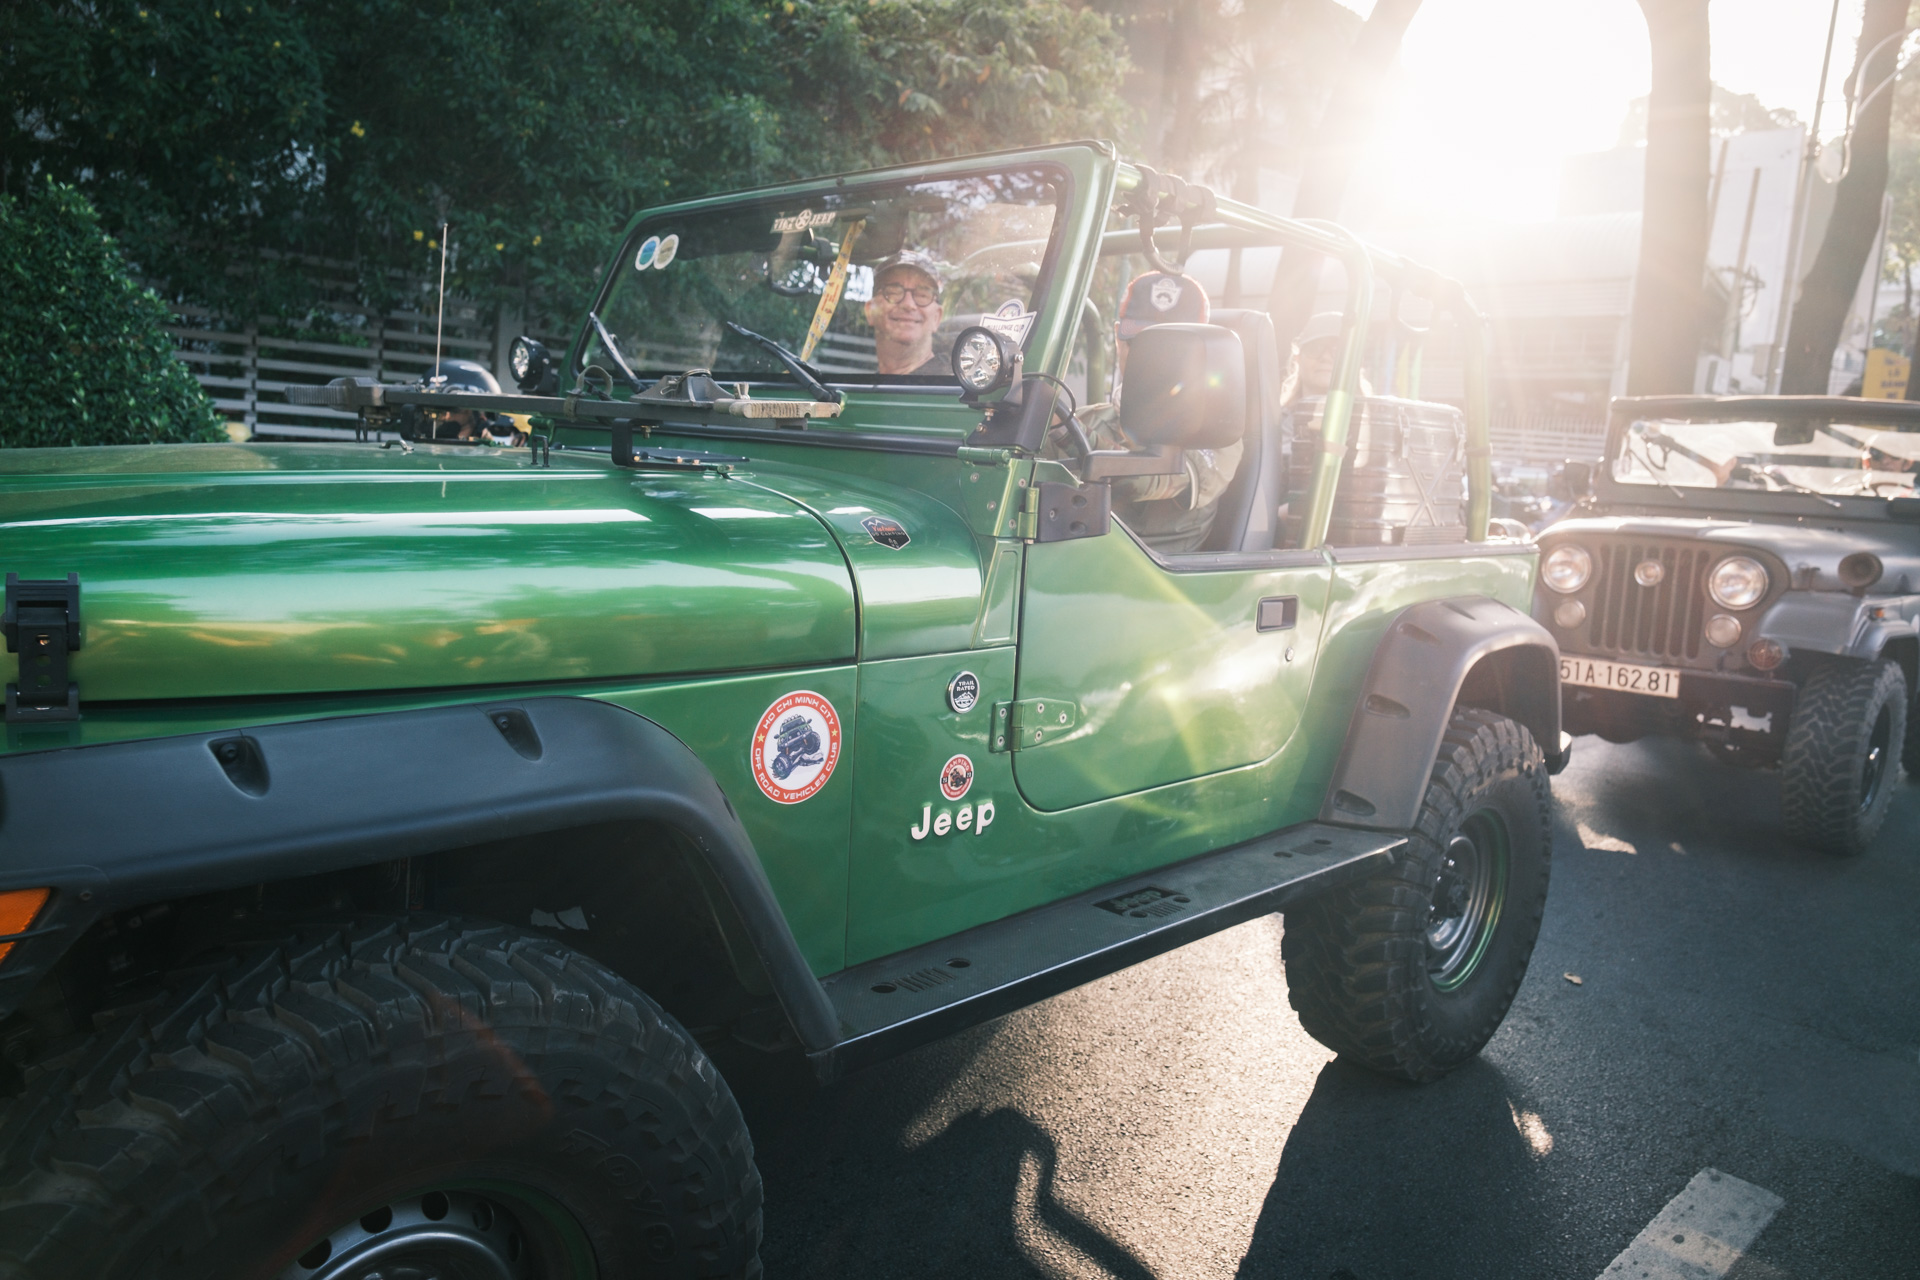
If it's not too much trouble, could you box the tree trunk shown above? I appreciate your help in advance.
[1784,0,1908,393]
[1263,0,1423,341]
[1625,0,1712,395]
[1158,2,1218,177]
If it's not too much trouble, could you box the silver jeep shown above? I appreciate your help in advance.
[1534,395,1919,854]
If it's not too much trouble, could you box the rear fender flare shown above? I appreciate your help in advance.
[0,697,838,1051]
[1320,597,1562,831]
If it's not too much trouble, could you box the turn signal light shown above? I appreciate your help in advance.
[0,888,51,965]
[1747,638,1786,671]
[1704,613,1742,648]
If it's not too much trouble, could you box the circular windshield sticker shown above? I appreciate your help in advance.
[750,691,842,804]
[635,235,660,270]
[654,234,679,269]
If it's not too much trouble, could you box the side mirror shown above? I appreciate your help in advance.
[1119,324,1245,449]
[1560,460,1594,498]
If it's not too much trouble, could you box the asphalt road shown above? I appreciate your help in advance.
[720,738,1920,1279]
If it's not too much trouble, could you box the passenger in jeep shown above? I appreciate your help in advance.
[864,256,948,376]
[1075,271,1245,553]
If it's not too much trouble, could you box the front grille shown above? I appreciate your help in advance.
[1585,542,1708,661]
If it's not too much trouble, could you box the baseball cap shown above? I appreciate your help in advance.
[1117,271,1208,339]
[870,251,946,294]
[1298,312,1344,347]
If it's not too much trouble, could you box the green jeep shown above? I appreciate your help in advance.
[0,144,1566,1279]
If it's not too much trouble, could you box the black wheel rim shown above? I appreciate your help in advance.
[280,1185,593,1280]
[1859,703,1892,817]
[1426,809,1510,992]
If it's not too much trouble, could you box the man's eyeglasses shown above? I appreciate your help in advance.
[876,282,939,307]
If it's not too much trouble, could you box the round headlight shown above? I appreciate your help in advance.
[952,326,1010,395]
[1708,555,1768,610]
[1542,544,1592,594]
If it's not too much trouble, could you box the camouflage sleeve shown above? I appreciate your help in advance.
[1049,403,1244,511]
[1186,439,1244,509]
[1116,439,1244,508]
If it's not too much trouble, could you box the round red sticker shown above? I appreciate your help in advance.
[750,691,841,804]
[939,754,974,802]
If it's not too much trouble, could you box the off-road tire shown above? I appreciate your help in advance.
[1281,709,1552,1083]
[1903,683,1920,779]
[0,917,762,1279]
[1781,659,1907,856]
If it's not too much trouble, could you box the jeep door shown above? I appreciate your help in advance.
[1009,523,1332,811]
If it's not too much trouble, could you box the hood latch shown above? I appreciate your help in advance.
[4,574,81,723]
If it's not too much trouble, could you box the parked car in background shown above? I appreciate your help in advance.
[1534,395,1919,853]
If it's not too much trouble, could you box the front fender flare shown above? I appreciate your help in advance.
[1319,597,1562,831]
[0,697,838,1052]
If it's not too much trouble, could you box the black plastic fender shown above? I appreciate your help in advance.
[0,697,838,1051]
[1319,597,1563,831]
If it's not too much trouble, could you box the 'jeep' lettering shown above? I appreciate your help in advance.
[910,798,995,840]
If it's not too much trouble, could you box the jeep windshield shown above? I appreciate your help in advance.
[1614,415,1920,498]
[578,166,1067,389]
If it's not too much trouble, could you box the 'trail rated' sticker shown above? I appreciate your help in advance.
[751,691,841,804]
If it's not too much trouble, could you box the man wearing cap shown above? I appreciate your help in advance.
[1289,311,1372,403]
[865,256,947,376]
[1067,270,1243,554]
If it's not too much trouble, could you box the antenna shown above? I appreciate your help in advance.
[433,221,449,380]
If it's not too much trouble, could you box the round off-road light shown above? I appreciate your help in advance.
[1553,599,1587,629]
[952,326,1010,395]
[1837,551,1883,591]
[1747,637,1786,670]
[1705,613,1742,648]
[1542,544,1592,593]
[1708,555,1768,609]
[1633,559,1665,587]
[509,335,550,391]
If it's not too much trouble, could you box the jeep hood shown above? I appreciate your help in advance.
[0,444,856,701]
[1543,514,1920,594]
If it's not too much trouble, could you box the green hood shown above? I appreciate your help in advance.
[0,443,856,701]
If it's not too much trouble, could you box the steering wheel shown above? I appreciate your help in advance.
[1856,477,1916,496]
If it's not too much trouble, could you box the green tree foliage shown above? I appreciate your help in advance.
[771,0,1132,170]
[0,182,228,448]
[2,0,1131,321]
[1090,0,1357,192]
[1615,83,1801,147]
[1876,70,1920,357]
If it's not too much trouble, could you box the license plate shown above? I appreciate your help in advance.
[1559,657,1683,698]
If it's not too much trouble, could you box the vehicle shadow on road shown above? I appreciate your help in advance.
[1235,1057,1558,1280]
[731,1027,1158,1280]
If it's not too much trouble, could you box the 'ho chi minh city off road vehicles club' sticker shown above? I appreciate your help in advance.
[750,691,841,804]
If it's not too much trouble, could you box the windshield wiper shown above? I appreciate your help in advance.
[588,312,648,395]
[1756,465,1843,508]
[723,321,843,405]
[1628,431,1689,498]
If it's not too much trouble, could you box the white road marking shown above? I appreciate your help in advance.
[1597,1168,1784,1280]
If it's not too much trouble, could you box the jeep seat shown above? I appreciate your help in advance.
[1199,308,1288,552]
